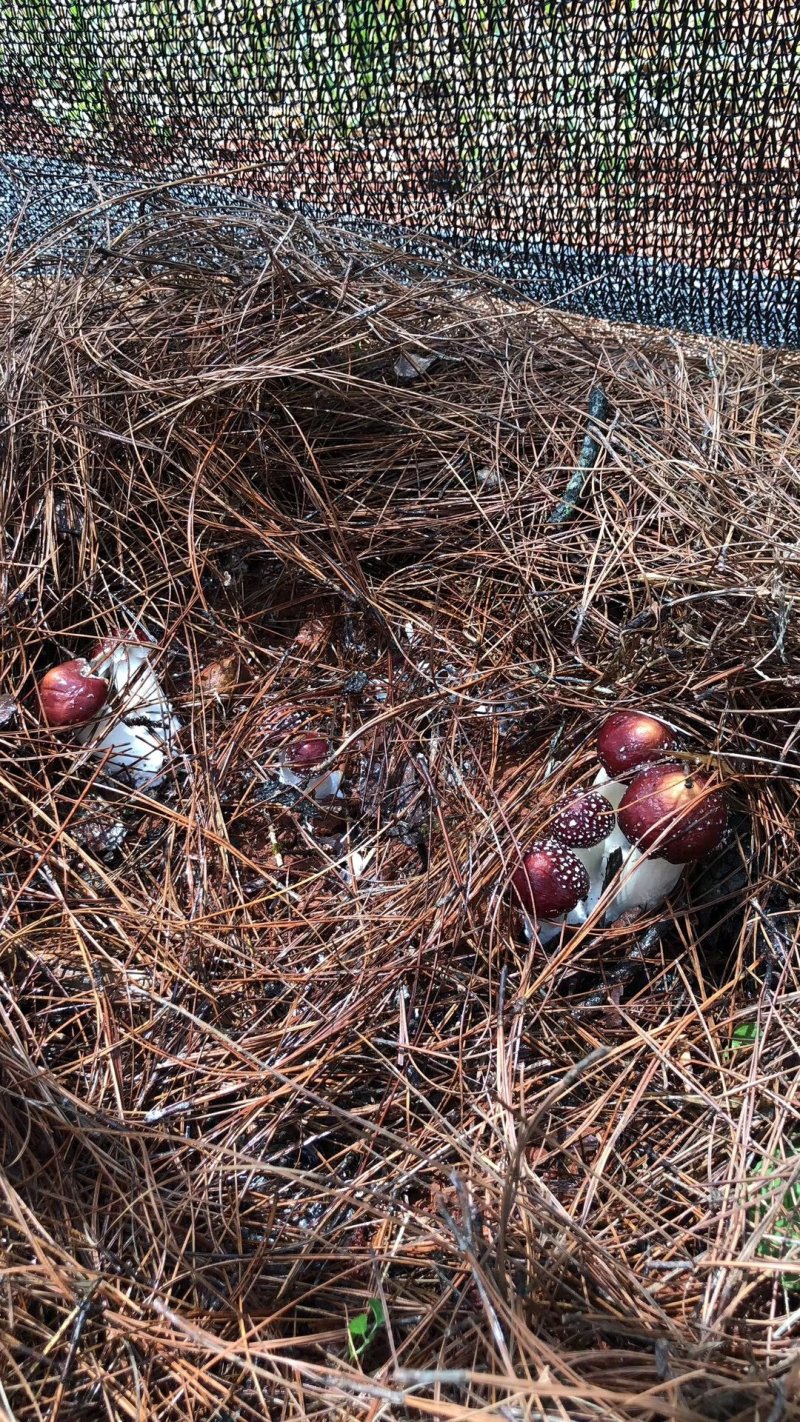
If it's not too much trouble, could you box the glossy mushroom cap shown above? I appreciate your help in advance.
[511,839,590,917]
[618,763,727,865]
[286,735,330,770]
[551,788,615,849]
[38,658,109,728]
[596,710,677,778]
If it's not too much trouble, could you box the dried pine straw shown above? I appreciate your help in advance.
[1,203,799,1422]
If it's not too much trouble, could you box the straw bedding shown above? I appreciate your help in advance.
[1,205,799,1421]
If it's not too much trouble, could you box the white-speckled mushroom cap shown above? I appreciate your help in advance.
[551,789,615,848]
[511,839,590,917]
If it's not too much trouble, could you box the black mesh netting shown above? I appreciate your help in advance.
[2,1,800,344]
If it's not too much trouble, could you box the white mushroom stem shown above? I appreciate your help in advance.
[81,719,170,786]
[604,847,684,923]
[278,765,343,802]
[521,913,569,947]
[592,766,627,809]
[567,818,629,924]
[308,768,343,802]
[94,639,179,735]
[572,814,684,926]
[278,765,304,790]
[570,841,604,879]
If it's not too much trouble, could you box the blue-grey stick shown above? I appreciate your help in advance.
[548,385,611,525]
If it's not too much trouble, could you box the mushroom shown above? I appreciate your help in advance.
[594,710,679,807]
[279,734,342,802]
[38,658,109,728]
[606,762,727,920]
[511,839,590,945]
[75,627,180,786]
[550,786,621,923]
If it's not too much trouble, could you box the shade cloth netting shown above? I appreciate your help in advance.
[0,1,798,344]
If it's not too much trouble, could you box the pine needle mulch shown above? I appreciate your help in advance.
[1,203,799,1422]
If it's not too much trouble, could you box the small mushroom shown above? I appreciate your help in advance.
[550,786,621,923]
[38,658,109,728]
[618,762,727,862]
[511,839,590,944]
[279,735,342,802]
[551,788,615,878]
[607,762,727,920]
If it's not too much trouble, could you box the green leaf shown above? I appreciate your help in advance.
[347,1297,386,1359]
[750,1147,800,1293]
[731,1022,759,1049]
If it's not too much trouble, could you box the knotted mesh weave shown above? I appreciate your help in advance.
[1,1,799,342]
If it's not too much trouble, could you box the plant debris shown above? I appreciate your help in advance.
[0,201,798,1422]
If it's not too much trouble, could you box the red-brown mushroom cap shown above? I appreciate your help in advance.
[596,710,678,777]
[511,839,590,917]
[618,763,727,864]
[286,735,330,770]
[38,658,109,728]
[551,788,615,849]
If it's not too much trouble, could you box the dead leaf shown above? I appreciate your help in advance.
[197,655,241,698]
[394,351,438,381]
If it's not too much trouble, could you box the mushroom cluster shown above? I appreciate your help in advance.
[511,710,727,943]
[38,626,179,787]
